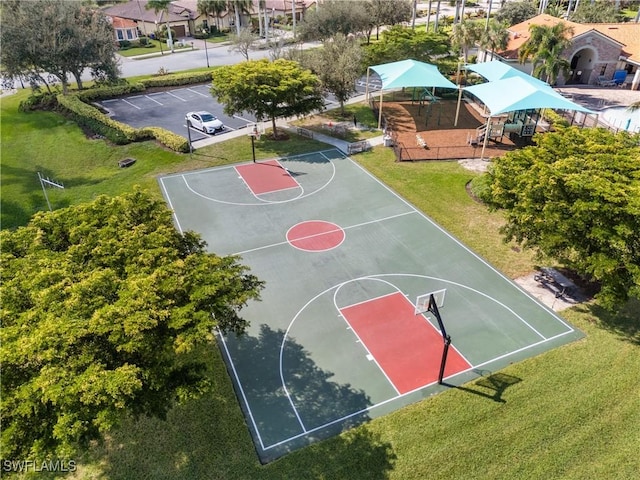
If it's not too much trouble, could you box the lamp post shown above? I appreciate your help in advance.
[155,21,164,55]
[203,28,210,68]
[185,115,193,153]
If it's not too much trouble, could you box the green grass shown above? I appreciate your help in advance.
[3,90,640,480]
[0,90,327,230]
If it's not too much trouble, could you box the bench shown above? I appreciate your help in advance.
[118,158,136,168]
[416,134,427,148]
[347,141,371,155]
[296,127,314,139]
[534,267,574,298]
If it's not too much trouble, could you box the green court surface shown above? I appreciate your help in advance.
[158,149,583,463]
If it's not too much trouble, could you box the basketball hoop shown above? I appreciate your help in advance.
[247,123,263,162]
[247,123,262,141]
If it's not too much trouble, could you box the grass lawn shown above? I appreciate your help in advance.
[2,89,639,479]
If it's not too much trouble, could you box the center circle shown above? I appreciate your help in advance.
[286,221,345,252]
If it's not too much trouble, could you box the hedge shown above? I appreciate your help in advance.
[140,71,213,88]
[74,83,146,102]
[27,71,215,151]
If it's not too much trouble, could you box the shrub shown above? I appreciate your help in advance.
[19,92,59,111]
[143,127,190,153]
[541,109,571,128]
[118,40,132,49]
[141,71,213,88]
[74,83,146,102]
[469,174,494,205]
[57,94,139,144]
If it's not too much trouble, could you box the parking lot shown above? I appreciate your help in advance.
[99,84,258,141]
[98,78,381,141]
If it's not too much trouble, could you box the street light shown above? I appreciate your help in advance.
[203,28,210,68]
[155,20,164,55]
[185,115,193,153]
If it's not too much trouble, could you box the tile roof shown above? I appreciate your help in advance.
[103,0,191,23]
[501,14,640,64]
[111,16,138,29]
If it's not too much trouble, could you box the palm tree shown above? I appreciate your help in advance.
[532,43,571,84]
[434,0,442,32]
[451,20,483,64]
[226,0,252,36]
[480,19,509,61]
[197,0,226,33]
[519,22,574,82]
[146,0,174,52]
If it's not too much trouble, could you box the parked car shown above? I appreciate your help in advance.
[186,111,224,134]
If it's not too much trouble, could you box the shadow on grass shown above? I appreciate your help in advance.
[575,297,640,345]
[88,326,396,479]
[443,371,522,404]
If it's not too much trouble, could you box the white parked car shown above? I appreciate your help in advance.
[186,111,224,134]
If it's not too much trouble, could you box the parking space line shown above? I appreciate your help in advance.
[187,88,210,98]
[233,115,254,124]
[167,91,187,102]
[145,95,163,105]
[121,99,141,109]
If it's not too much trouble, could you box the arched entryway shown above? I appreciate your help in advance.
[566,47,597,85]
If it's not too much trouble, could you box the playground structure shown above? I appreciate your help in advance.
[364,60,594,162]
[467,108,541,147]
[371,92,527,162]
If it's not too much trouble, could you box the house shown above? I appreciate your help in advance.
[102,0,317,40]
[483,14,640,90]
[110,16,139,42]
[103,0,203,39]
[258,0,316,24]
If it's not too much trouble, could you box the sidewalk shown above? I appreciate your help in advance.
[191,93,386,153]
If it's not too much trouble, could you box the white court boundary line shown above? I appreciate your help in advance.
[162,148,579,453]
[346,154,577,332]
[261,274,576,452]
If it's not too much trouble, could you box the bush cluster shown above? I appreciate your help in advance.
[18,92,59,111]
[57,94,145,144]
[40,71,215,151]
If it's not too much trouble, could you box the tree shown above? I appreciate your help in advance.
[210,59,324,138]
[518,22,573,83]
[479,19,509,61]
[366,0,413,42]
[299,0,369,41]
[531,42,571,84]
[304,34,363,115]
[482,126,640,309]
[0,190,264,459]
[451,20,484,63]
[228,27,258,60]
[495,1,538,25]
[146,0,175,53]
[570,0,621,23]
[364,25,452,68]
[227,0,253,36]
[197,0,227,32]
[0,0,120,94]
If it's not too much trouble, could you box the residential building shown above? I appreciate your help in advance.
[483,14,640,90]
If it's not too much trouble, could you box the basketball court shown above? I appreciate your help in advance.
[158,148,583,463]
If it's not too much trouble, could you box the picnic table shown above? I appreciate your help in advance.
[534,267,574,299]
